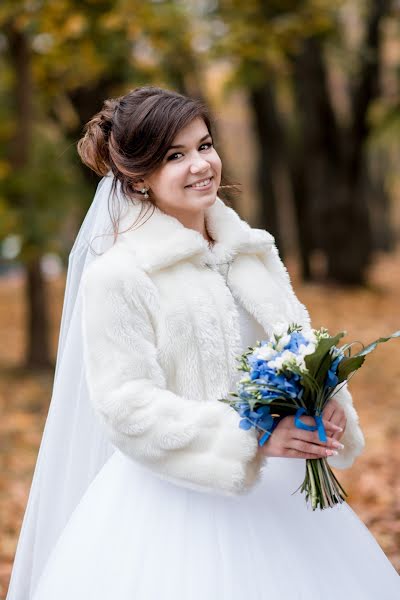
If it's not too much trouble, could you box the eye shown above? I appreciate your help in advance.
[166,141,213,161]
[167,152,183,161]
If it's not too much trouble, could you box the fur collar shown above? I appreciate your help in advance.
[116,196,275,272]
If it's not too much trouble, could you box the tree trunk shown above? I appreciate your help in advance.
[322,0,390,283]
[25,256,52,368]
[7,26,53,368]
[289,151,313,281]
[291,36,343,280]
[249,83,286,255]
[290,21,388,284]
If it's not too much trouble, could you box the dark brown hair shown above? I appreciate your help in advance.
[77,85,238,244]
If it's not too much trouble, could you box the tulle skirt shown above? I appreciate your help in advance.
[33,450,400,599]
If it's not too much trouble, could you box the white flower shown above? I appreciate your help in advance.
[287,353,308,373]
[303,330,317,344]
[272,322,290,337]
[268,350,295,370]
[254,344,277,361]
[276,334,291,352]
[298,342,316,356]
[268,349,309,374]
[294,356,307,372]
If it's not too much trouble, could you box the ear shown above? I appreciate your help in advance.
[131,178,147,193]
[136,178,149,189]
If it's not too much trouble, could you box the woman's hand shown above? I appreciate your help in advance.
[258,415,344,459]
[322,397,347,441]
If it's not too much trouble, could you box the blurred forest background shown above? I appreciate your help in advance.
[1,0,400,595]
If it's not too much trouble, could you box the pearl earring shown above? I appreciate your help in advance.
[141,187,149,199]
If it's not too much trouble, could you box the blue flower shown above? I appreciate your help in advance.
[325,355,342,388]
[283,331,308,353]
[250,369,260,380]
[238,403,275,432]
[247,364,302,400]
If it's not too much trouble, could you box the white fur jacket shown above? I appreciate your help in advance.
[81,196,365,496]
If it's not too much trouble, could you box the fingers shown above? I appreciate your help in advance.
[292,427,343,449]
[292,439,338,457]
[289,414,342,434]
[323,419,343,433]
[285,449,315,459]
[321,407,335,422]
[265,415,345,460]
[331,417,347,441]
[280,415,344,447]
[285,443,337,459]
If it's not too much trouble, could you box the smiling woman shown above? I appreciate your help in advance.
[75,87,226,246]
[142,117,222,238]
[6,85,400,600]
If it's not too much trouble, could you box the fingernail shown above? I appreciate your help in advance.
[332,441,344,450]
[327,449,338,456]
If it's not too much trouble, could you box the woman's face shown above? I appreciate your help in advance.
[143,117,222,219]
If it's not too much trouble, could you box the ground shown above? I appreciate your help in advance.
[0,250,399,596]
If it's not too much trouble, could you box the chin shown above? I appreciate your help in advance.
[196,195,216,210]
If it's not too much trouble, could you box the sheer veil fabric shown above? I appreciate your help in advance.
[6,173,127,599]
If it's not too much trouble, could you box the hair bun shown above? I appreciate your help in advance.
[99,98,119,132]
[77,97,120,176]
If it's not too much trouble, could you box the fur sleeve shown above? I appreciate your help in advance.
[81,254,263,496]
[326,382,365,469]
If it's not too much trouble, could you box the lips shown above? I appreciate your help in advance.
[185,176,213,188]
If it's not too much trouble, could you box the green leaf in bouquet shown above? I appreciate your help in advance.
[337,355,365,383]
[336,330,400,382]
[302,333,345,401]
[304,332,345,381]
[351,330,400,358]
[300,372,320,397]
[315,352,334,387]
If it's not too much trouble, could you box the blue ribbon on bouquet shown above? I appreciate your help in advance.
[258,424,279,447]
[294,407,327,443]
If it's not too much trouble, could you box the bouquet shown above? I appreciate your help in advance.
[219,324,400,510]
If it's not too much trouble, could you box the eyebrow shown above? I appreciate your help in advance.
[167,133,212,150]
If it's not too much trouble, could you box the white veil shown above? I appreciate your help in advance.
[6,173,126,599]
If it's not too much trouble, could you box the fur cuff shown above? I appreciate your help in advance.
[326,383,365,469]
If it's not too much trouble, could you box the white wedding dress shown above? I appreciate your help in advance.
[31,263,400,599]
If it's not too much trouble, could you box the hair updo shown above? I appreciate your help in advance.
[77,85,213,202]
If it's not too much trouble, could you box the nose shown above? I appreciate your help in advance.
[190,156,210,174]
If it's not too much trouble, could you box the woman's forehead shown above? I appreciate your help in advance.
[170,117,209,147]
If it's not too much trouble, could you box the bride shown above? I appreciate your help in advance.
[6,85,400,599]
